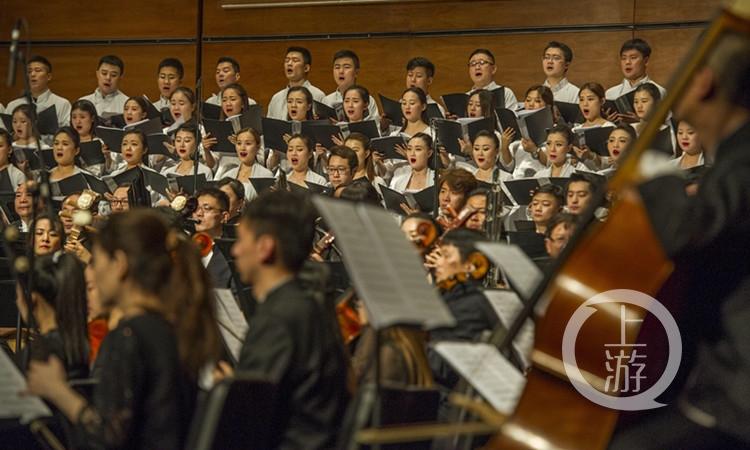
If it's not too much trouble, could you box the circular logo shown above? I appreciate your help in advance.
[562,289,682,411]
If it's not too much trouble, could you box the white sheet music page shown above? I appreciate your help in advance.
[213,289,249,362]
[434,341,526,416]
[483,289,535,370]
[475,242,543,302]
[0,350,52,423]
[312,197,455,331]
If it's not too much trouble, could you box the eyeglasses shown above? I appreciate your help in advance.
[110,198,129,207]
[196,204,222,214]
[468,60,493,68]
[543,55,564,62]
[327,166,349,175]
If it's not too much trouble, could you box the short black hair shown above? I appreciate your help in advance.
[469,48,495,64]
[287,46,312,66]
[531,183,564,206]
[328,145,358,172]
[567,172,603,195]
[339,181,382,206]
[217,56,240,73]
[28,55,52,73]
[333,49,360,69]
[217,177,246,201]
[158,57,185,79]
[196,186,230,212]
[98,55,125,75]
[544,41,573,63]
[406,57,435,78]
[441,227,486,262]
[241,190,317,272]
[620,38,652,59]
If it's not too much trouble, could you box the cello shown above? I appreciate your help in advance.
[484,2,750,449]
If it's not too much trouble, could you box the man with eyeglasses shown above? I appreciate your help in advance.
[107,185,131,214]
[192,187,236,291]
[326,145,357,194]
[192,187,230,239]
[542,41,580,104]
[465,48,519,110]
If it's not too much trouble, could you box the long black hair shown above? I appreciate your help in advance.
[23,253,89,371]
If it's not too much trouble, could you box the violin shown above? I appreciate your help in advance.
[336,290,362,345]
[192,232,214,258]
[436,250,490,292]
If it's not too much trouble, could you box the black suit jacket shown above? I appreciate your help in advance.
[206,247,235,292]
[237,279,349,450]
[639,120,750,442]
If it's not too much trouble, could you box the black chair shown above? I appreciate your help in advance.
[185,374,276,450]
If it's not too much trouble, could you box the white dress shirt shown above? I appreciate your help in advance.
[279,168,328,188]
[543,78,580,104]
[2,164,27,190]
[388,166,435,193]
[79,88,129,116]
[161,161,214,180]
[266,80,326,120]
[6,89,72,128]
[534,160,587,178]
[153,96,170,110]
[501,140,547,179]
[605,75,667,100]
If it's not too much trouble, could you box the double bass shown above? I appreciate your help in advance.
[485,3,750,449]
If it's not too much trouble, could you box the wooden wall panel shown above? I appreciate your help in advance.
[632,28,705,86]
[205,0,634,37]
[634,0,722,23]
[0,0,197,40]
[1,45,196,106]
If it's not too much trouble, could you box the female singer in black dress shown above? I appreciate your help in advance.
[25,209,221,449]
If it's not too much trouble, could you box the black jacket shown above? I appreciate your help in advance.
[639,120,750,442]
[237,279,349,450]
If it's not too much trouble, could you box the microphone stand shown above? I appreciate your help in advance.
[429,117,441,218]
[8,18,50,370]
[192,0,204,196]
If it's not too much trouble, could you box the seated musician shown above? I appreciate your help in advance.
[28,213,64,256]
[529,184,564,235]
[544,212,577,258]
[436,168,478,224]
[425,228,499,390]
[191,187,235,291]
[26,210,221,449]
[12,182,33,232]
[213,190,349,450]
[609,31,750,449]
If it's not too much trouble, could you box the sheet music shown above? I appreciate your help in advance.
[0,350,52,423]
[483,290,535,370]
[313,197,455,330]
[435,341,526,415]
[213,289,249,362]
[476,242,543,302]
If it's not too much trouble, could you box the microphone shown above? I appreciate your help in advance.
[6,20,21,88]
